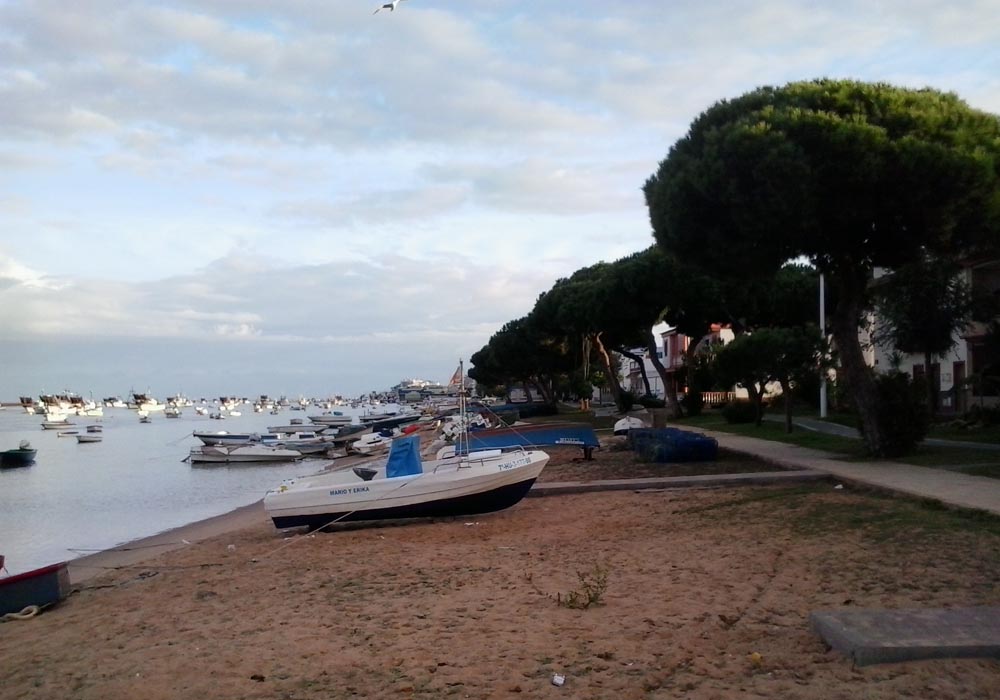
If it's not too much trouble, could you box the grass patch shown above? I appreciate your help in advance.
[669,412,865,455]
[683,484,1000,541]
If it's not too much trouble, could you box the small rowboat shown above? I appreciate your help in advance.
[76,434,102,444]
[0,558,72,616]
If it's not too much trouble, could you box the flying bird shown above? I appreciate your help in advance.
[374,0,406,13]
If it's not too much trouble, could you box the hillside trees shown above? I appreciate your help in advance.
[644,79,1000,456]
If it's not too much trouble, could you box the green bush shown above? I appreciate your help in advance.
[721,400,758,424]
[682,390,704,416]
[637,394,666,409]
[966,404,1000,426]
[860,371,930,456]
[615,389,635,413]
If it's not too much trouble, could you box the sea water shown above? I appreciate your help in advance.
[0,406,353,575]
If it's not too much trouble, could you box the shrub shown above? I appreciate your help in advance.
[615,389,636,413]
[682,390,704,416]
[637,394,666,409]
[859,371,930,456]
[722,400,759,424]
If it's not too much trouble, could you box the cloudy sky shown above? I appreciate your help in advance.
[1,0,998,399]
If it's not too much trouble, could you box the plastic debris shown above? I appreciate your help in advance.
[748,652,763,669]
[834,484,844,490]
[227,544,236,552]
[551,674,565,687]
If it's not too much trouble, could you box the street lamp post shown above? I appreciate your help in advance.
[819,272,827,418]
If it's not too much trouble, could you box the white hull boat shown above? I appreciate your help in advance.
[189,445,303,464]
[264,435,548,529]
[76,434,102,443]
[193,431,257,446]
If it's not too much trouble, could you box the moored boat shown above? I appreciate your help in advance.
[1,441,37,469]
[189,444,303,464]
[76,434,102,443]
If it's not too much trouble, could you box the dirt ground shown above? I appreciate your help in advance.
[2,445,998,699]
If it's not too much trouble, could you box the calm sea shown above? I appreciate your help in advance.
[0,406,350,575]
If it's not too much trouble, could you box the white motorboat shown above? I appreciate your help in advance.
[164,406,182,418]
[349,429,399,455]
[189,444,302,464]
[193,431,258,446]
[263,435,548,529]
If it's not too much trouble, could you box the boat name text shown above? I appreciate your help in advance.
[329,486,371,496]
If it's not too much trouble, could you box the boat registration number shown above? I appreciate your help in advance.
[498,456,530,471]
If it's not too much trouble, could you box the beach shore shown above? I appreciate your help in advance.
[3,444,999,699]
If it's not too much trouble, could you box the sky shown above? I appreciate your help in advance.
[1,0,999,400]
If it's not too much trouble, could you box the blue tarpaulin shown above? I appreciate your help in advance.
[386,435,423,478]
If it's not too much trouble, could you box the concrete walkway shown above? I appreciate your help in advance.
[698,429,1000,516]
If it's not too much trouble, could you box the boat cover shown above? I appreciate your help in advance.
[386,435,422,478]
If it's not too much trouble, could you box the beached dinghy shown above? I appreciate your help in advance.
[0,558,71,616]
[264,434,549,529]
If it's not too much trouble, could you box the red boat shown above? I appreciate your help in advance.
[0,558,71,616]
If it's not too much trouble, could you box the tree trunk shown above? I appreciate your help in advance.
[780,378,793,433]
[830,275,887,455]
[746,381,765,426]
[531,376,555,405]
[647,334,683,418]
[619,348,652,396]
[592,332,626,411]
[924,351,936,415]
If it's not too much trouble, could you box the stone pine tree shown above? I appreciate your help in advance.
[644,79,1000,456]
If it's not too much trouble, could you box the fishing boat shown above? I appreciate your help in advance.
[1,441,37,469]
[41,419,73,430]
[445,421,601,457]
[264,435,549,529]
[0,558,71,616]
[188,444,303,464]
[193,431,257,446]
[264,361,549,529]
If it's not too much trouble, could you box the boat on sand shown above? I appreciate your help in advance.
[264,434,548,529]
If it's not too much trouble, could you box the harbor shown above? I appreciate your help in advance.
[0,405,355,576]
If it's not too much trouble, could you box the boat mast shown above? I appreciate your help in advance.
[457,359,468,458]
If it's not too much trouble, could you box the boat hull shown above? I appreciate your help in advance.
[270,476,538,529]
[265,447,548,529]
[0,562,71,615]
[1,449,37,468]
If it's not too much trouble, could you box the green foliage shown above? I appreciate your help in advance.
[644,78,1000,455]
[860,371,930,457]
[616,389,636,413]
[722,401,760,424]
[637,395,666,409]
[554,564,609,610]
[682,390,704,416]
[872,255,975,359]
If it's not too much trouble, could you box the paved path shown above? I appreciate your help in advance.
[697,429,1000,516]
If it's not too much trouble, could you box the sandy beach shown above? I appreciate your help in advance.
[2,443,999,699]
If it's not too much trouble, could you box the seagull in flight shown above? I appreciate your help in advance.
[374,0,406,13]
